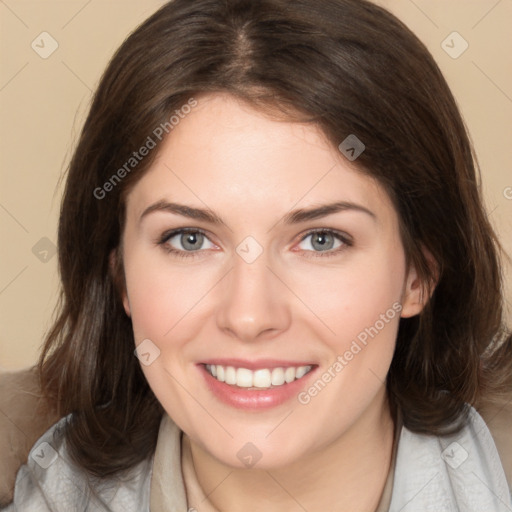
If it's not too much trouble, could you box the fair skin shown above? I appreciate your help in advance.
[119,92,427,511]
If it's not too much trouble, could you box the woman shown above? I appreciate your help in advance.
[4,0,512,510]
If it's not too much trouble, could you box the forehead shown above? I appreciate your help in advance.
[125,93,394,229]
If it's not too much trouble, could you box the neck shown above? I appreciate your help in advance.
[186,388,396,512]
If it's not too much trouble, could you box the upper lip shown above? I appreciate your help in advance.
[200,358,317,370]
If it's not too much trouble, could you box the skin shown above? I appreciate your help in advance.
[119,92,428,511]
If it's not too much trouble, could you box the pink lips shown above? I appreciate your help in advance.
[198,361,317,410]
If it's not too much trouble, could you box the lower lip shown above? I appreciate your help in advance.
[198,364,317,410]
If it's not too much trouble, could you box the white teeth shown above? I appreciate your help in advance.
[284,367,296,383]
[254,369,271,388]
[236,368,253,387]
[295,366,309,379]
[205,364,313,389]
[225,366,237,385]
[271,368,285,386]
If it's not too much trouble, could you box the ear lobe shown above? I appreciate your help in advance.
[109,248,131,317]
[122,295,131,317]
[400,248,439,319]
[400,265,425,318]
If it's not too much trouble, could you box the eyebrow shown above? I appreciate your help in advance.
[282,201,376,224]
[139,200,376,226]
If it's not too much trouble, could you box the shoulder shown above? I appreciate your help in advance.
[390,403,512,511]
[0,367,59,506]
[4,414,154,511]
[477,392,512,491]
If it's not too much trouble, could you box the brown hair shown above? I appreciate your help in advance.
[38,0,512,477]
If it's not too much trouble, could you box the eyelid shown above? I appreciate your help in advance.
[157,227,210,245]
[297,227,353,244]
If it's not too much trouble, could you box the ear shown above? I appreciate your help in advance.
[109,248,131,318]
[400,248,439,319]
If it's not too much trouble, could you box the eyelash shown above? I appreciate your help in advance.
[156,228,353,259]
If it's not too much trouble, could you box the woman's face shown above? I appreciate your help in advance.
[120,92,423,469]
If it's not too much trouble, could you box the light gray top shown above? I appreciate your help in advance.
[2,405,511,511]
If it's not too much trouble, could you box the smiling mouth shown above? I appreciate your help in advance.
[204,363,315,390]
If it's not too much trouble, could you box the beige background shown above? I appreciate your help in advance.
[0,0,511,371]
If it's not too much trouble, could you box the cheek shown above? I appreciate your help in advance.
[329,249,405,390]
[293,262,403,419]
[123,247,217,342]
[293,248,405,347]
[123,250,204,407]
[125,271,172,339]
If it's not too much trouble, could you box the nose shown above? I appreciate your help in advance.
[215,251,291,343]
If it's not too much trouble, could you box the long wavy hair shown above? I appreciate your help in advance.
[38,0,512,476]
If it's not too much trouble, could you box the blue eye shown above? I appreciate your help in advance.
[158,229,215,258]
[297,230,352,257]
